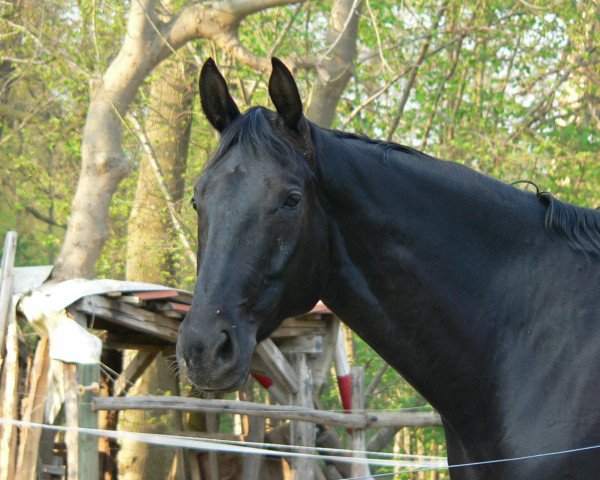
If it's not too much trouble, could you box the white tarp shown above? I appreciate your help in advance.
[17,276,191,364]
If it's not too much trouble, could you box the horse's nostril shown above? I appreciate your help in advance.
[183,353,193,368]
[215,330,234,365]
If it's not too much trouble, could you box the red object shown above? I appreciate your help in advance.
[170,302,191,312]
[252,372,273,389]
[134,290,179,300]
[337,374,352,412]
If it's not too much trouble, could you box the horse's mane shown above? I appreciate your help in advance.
[538,191,600,256]
[330,131,600,257]
[329,129,427,161]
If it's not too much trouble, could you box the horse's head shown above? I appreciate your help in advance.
[176,58,329,392]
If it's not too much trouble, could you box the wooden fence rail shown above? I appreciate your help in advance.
[93,396,442,429]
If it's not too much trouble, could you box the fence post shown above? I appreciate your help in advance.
[0,231,17,362]
[290,353,315,479]
[64,363,79,480]
[351,366,372,479]
[0,231,18,480]
[73,312,100,480]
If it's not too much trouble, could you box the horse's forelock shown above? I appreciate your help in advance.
[204,107,303,173]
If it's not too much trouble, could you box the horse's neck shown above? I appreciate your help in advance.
[315,131,545,418]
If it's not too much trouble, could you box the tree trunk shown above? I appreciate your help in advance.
[51,0,299,281]
[117,54,194,480]
[305,0,361,128]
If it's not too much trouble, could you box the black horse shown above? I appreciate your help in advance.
[176,58,600,479]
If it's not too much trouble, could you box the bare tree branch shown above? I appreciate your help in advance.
[420,34,465,149]
[508,46,598,142]
[340,34,464,129]
[365,362,389,399]
[23,205,66,229]
[386,0,449,141]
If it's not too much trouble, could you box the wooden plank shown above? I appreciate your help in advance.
[113,350,158,397]
[120,295,146,305]
[255,339,298,394]
[362,411,441,428]
[134,290,179,300]
[172,294,193,305]
[92,396,442,428]
[75,295,180,343]
[153,302,190,313]
[158,310,184,319]
[277,335,323,355]
[16,336,51,480]
[93,396,366,428]
[64,363,79,480]
[0,307,19,480]
[0,231,17,361]
[270,317,328,339]
[309,316,340,391]
[290,353,315,479]
[350,367,371,479]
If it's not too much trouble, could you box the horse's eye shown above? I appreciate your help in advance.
[283,192,302,209]
[191,197,198,211]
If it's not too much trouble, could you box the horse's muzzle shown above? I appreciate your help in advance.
[176,315,256,392]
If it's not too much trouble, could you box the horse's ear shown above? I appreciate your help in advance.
[268,57,303,130]
[199,58,240,133]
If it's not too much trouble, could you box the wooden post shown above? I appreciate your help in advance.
[290,353,315,480]
[241,416,266,480]
[64,363,79,480]
[255,339,299,394]
[77,365,100,479]
[206,413,220,480]
[0,231,17,361]
[16,337,51,480]
[0,307,19,480]
[0,232,18,480]
[73,313,100,480]
[351,366,372,479]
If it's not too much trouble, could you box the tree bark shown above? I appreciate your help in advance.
[52,0,302,280]
[126,62,193,283]
[305,0,361,128]
[118,53,195,479]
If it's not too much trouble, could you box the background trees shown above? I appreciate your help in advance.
[1,0,598,477]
